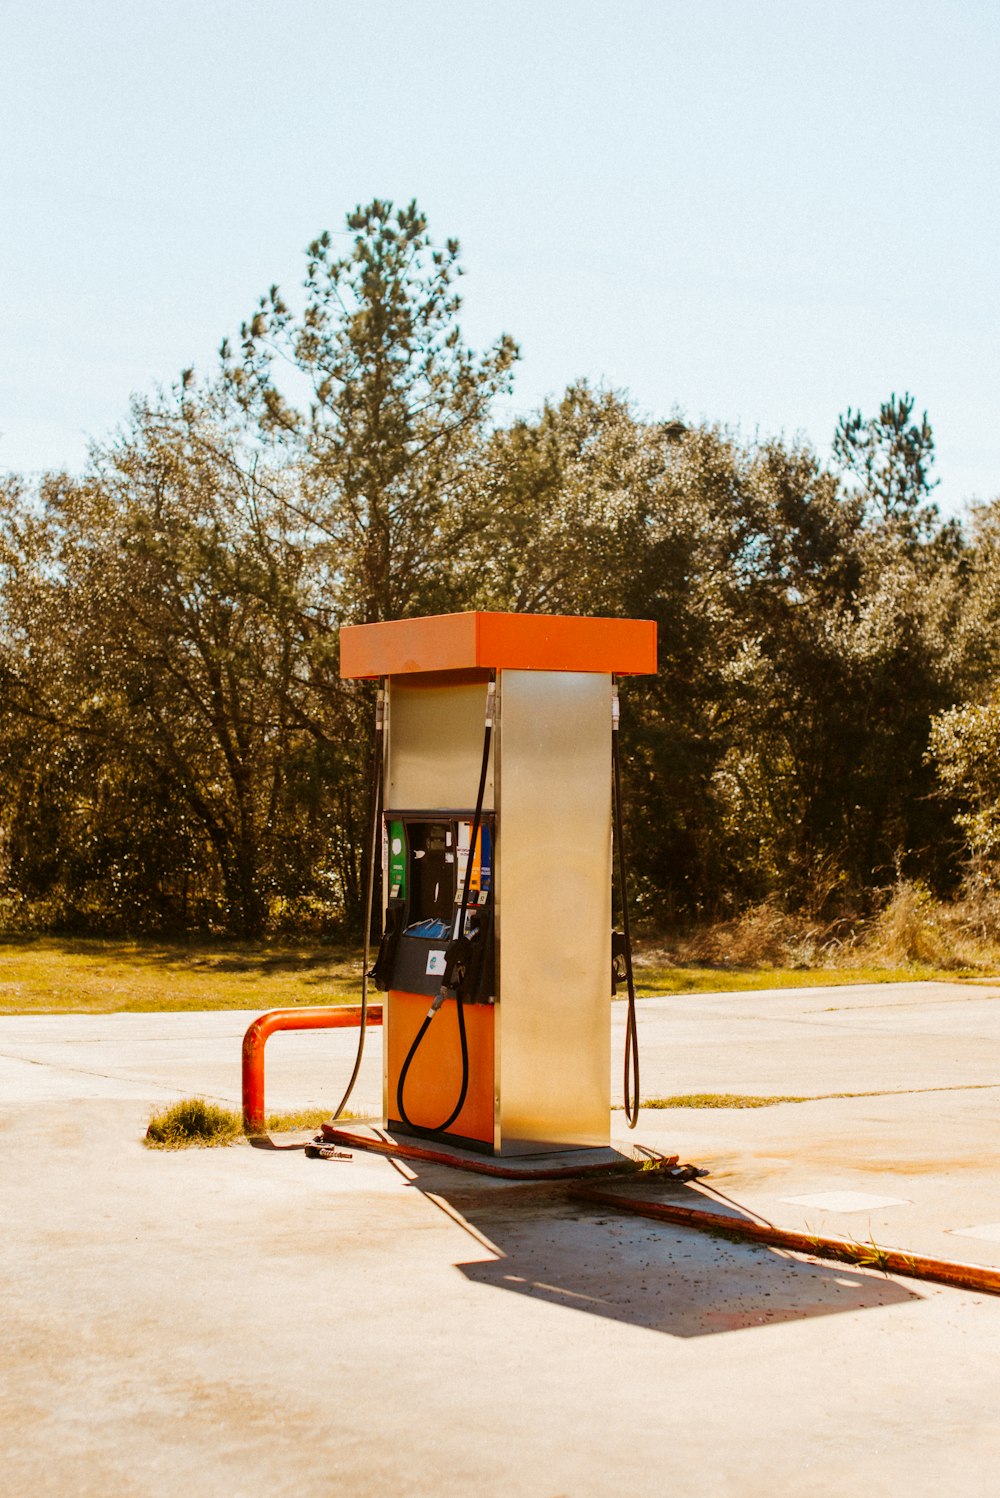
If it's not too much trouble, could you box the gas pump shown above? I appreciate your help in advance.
[340,611,656,1157]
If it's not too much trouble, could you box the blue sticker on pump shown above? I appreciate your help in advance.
[406,917,451,940]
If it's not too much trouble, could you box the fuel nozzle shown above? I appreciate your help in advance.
[439,933,473,1001]
[369,897,405,991]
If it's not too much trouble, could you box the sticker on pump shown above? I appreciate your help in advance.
[426,950,448,976]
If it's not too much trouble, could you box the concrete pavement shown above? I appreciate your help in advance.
[2,982,999,1496]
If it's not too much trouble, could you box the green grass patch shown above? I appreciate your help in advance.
[619,1081,1000,1110]
[0,937,366,1014]
[144,1097,341,1148]
[259,1107,345,1133]
[638,1092,810,1109]
[627,962,972,998]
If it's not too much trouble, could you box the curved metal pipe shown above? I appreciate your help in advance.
[242,1005,383,1134]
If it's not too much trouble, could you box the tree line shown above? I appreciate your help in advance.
[1,199,998,938]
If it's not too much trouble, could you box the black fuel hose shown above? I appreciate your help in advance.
[612,682,640,1128]
[396,674,495,1134]
[326,684,384,1124]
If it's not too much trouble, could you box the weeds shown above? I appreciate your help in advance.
[801,1219,920,1280]
[144,1098,242,1149]
[845,1233,894,1275]
[799,1223,909,1279]
[144,1098,341,1149]
[259,1107,343,1133]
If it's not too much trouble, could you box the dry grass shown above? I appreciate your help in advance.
[634,884,1000,987]
[144,1098,243,1149]
[863,881,1000,969]
[144,1097,340,1148]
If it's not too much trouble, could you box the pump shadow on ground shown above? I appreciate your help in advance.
[389,1165,917,1339]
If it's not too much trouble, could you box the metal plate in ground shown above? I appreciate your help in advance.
[948,1223,1000,1242]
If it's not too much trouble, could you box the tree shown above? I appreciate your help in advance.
[454,383,673,612]
[0,208,976,937]
[225,198,519,624]
[0,387,363,936]
[0,470,204,929]
[1,201,522,936]
[832,391,939,537]
[926,498,1000,893]
[929,698,1000,886]
[473,397,965,918]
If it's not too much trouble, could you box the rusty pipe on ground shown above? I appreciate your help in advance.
[242,1005,383,1134]
[569,1184,1000,1297]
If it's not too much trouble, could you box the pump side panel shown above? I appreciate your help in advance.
[384,676,495,814]
[496,670,611,1152]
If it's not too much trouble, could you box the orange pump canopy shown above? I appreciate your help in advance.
[340,610,657,680]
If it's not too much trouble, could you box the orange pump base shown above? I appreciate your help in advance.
[386,991,496,1149]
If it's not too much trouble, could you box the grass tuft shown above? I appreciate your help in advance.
[847,1233,894,1274]
[144,1098,346,1148]
[145,1098,242,1149]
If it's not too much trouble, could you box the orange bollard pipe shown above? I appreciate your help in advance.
[241,1005,383,1133]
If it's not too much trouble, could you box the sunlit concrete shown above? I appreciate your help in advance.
[2,982,999,1496]
[619,981,1000,1272]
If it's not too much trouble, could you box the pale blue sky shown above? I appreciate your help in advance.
[2,0,998,515]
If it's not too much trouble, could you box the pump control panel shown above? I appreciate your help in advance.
[372,812,495,1002]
